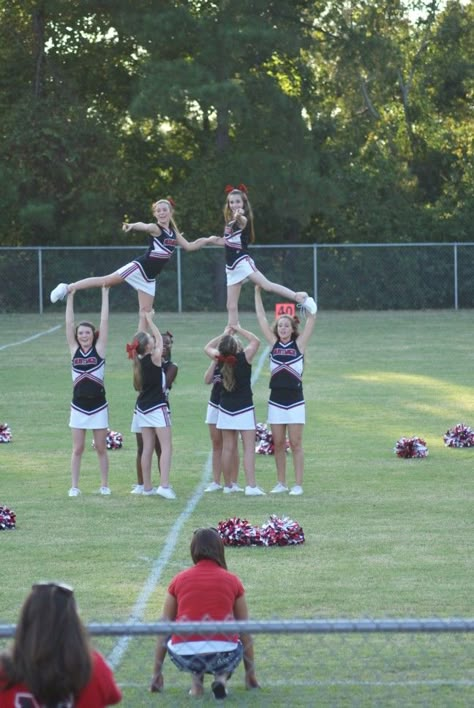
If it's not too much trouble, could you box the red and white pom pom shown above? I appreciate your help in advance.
[106,430,123,449]
[92,429,123,450]
[260,515,305,547]
[0,505,16,530]
[443,423,474,448]
[0,423,12,443]
[255,422,289,455]
[394,436,428,459]
[217,518,263,547]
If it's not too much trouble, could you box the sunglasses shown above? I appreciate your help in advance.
[32,582,74,596]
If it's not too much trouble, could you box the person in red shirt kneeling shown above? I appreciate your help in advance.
[150,527,260,700]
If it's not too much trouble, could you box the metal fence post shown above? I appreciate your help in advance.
[453,242,458,310]
[38,247,43,315]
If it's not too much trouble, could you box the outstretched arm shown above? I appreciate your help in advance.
[297,311,317,354]
[95,286,110,358]
[254,286,276,345]
[175,232,220,251]
[65,290,77,354]
[122,221,160,235]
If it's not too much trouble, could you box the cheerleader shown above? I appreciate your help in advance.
[131,331,178,494]
[254,285,316,495]
[204,325,265,496]
[203,357,242,493]
[208,184,317,327]
[65,287,110,497]
[127,312,175,499]
[50,198,215,330]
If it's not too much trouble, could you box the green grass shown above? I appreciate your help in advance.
[1,309,473,706]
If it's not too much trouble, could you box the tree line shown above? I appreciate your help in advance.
[0,0,472,247]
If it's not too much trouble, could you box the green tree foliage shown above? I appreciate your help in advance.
[0,0,472,246]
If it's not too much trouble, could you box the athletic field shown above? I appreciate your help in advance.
[1,310,473,706]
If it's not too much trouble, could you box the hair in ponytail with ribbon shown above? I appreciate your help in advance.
[223,184,255,243]
[217,334,241,392]
[126,331,151,392]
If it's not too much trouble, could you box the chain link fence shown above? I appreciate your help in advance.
[1,618,473,705]
[2,243,474,314]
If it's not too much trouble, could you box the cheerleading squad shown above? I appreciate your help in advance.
[52,186,317,498]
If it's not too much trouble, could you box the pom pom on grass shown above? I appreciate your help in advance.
[255,422,289,455]
[443,423,474,448]
[0,505,16,530]
[92,429,123,450]
[217,515,304,547]
[0,423,12,443]
[394,436,428,459]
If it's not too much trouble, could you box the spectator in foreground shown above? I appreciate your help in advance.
[0,582,122,707]
[150,527,259,699]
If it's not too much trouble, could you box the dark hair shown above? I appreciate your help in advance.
[223,189,255,243]
[272,315,300,339]
[218,335,240,392]
[0,583,92,705]
[75,321,98,346]
[191,528,227,570]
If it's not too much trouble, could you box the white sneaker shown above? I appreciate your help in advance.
[204,482,223,492]
[270,482,289,494]
[99,486,111,495]
[157,485,176,500]
[289,485,304,496]
[302,296,317,315]
[131,484,144,495]
[142,487,158,496]
[223,486,233,494]
[245,485,266,496]
[68,487,81,497]
[50,283,69,303]
[231,482,244,492]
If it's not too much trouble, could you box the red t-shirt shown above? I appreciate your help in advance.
[168,559,245,644]
[0,650,122,707]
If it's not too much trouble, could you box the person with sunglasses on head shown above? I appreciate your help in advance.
[0,582,122,707]
[207,184,317,327]
[50,198,216,331]
[150,528,259,700]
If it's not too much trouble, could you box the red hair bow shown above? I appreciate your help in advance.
[217,354,237,367]
[224,183,248,194]
[167,197,176,208]
[126,340,139,359]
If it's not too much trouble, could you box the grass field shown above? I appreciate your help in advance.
[0,309,473,706]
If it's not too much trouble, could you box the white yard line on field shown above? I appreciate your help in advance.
[0,325,62,350]
[108,345,270,671]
